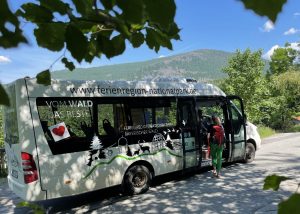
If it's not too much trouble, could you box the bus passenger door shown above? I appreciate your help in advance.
[177,99,200,169]
[227,96,247,161]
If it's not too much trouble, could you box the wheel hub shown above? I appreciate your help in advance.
[133,172,146,187]
[246,147,254,159]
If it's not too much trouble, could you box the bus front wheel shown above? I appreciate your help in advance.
[244,142,255,163]
[122,165,152,195]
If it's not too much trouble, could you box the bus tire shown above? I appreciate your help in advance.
[244,142,255,163]
[122,165,152,195]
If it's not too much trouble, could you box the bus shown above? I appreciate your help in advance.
[3,77,261,201]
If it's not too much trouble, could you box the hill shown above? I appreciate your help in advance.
[52,49,233,81]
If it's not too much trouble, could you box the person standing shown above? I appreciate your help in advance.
[207,116,225,178]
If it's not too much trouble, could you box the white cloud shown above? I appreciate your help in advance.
[262,45,280,60]
[158,55,165,58]
[294,12,300,16]
[263,43,300,60]
[289,42,300,51]
[284,28,300,35]
[0,56,11,63]
[260,20,275,32]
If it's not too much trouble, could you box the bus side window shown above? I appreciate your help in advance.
[230,104,243,134]
[37,104,93,139]
[98,104,115,136]
[36,98,95,154]
[116,104,127,132]
[180,104,196,127]
[155,105,176,125]
[130,108,146,126]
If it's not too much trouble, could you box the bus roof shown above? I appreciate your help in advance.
[17,77,226,98]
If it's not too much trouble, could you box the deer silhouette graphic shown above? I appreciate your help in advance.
[138,140,150,153]
[133,149,140,156]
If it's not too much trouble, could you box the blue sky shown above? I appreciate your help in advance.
[0,0,300,83]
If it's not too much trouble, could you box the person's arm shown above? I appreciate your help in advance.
[207,132,210,146]
[207,132,211,155]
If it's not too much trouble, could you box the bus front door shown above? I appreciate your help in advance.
[178,99,200,170]
[227,96,247,161]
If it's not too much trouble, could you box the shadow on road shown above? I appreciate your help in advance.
[1,152,300,213]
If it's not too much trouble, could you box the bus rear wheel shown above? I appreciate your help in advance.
[244,142,255,163]
[122,165,152,195]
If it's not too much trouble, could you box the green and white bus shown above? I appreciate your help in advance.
[3,77,260,201]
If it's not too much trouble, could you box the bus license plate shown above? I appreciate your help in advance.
[11,169,18,179]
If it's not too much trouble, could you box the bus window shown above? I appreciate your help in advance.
[129,107,154,125]
[131,108,146,126]
[128,99,176,127]
[179,103,196,127]
[115,103,127,132]
[98,104,115,135]
[36,98,95,154]
[144,108,153,125]
[3,84,19,144]
[155,104,176,126]
[230,103,243,134]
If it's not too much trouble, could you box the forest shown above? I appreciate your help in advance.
[218,46,300,134]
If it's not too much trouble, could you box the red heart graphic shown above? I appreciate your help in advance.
[52,126,65,136]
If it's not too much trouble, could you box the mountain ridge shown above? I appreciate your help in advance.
[52,49,234,81]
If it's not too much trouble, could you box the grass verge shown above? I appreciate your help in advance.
[286,124,300,132]
[258,126,276,139]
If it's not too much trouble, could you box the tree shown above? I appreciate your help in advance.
[0,0,180,106]
[268,69,300,129]
[266,42,300,129]
[220,49,267,123]
[269,46,297,75]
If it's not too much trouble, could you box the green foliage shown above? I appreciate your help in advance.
[241,0,287,23]
[0,0,27,48]
[287,125,300,132]
[278,193,300,214]
[220,47,300,131]
[17,201,45,214]
[220,49,267,124]
[266,43,300,131]
[269,47,297,75]
[263,174,290,191]
[272,70,300,108]
[16,0,179,67]
[263,174,300,214]
[0,0,180,105]
[61,58,75,71]
[0,85,10,106]
[34,23,66,51]
[268,70,300,130]
[257,126,276,139]
[36,70,51,86]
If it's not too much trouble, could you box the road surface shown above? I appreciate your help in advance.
[1,133,300,213]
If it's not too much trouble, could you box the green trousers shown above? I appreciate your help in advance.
[211,143,223,173]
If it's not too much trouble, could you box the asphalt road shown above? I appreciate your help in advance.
[1,133,300,213]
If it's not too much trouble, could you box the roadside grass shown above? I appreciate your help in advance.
[287,124,300,132]
[258,126,276,139]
